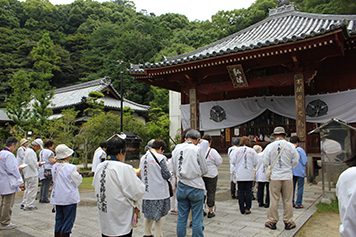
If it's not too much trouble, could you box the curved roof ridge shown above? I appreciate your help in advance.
[54,77,111,94]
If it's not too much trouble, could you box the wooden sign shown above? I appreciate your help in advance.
[227,64,249,88]
[225,128,231,142]
[294,73,306,141]
[189,88,197,130]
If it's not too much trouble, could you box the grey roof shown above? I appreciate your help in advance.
[0,108,12,122]
[130,4,356,73]
[308,118,356,134]
[50,77,150,112]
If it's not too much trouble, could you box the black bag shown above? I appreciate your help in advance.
[167,180,174,197]
[44,169,52,179]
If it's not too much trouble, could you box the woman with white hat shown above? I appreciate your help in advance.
[51,144,82,237]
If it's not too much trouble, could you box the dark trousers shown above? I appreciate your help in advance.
[55,204,77,234]
[40,178,52,202]
[237,181,253,214]
[102,229,132,237]
[257,182,270,205]
[203,176,218,208]
[231,181,237,197]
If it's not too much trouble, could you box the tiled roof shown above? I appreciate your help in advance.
[130,4,356,73]
[50,77,150,112]
[0,108,12,122]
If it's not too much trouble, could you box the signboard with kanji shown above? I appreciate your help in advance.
[227,64,249,88]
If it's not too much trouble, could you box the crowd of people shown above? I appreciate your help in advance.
[0,125,317,236]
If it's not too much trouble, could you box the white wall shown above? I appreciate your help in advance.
[169,91,181,142]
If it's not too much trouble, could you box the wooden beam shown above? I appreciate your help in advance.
[186,70,316,95]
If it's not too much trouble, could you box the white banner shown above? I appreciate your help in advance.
[181,89,356,131]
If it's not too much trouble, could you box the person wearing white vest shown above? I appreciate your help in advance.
[172,129,208,237]
[0,137,24,230]
[228,137,240,199]
[201,134,223,218]
[39,139,56,203]
[93,134,145,237]
[16,138,28,166]
[337,143,356,237]
[254,145,269,208]
[91,141,108,173]
[262,126,299,231]
[140,139,171,237]
[51,144,82,237]
[21,138,43,211]
[231,136,258,215]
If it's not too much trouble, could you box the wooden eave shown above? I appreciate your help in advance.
[134,29,347,93]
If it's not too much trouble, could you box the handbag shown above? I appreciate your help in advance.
[44,169,52,179]
[266,142,287,180]
[149,150,173,197]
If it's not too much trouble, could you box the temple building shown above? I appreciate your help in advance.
[130,3,356,181]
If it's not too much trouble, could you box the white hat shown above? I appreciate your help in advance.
[56,144,74,160]
[20,138,28,146]
[32,138,43,149]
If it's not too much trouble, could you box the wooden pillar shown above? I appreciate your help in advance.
[294,73,307,143]
[189,88,197,130]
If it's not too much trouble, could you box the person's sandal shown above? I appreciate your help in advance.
[285,222,296,230]
[265,221,277,230]
[295,205,304,209]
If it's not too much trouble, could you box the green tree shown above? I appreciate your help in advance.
[5,70,31,129]
[47,108,79,147]
[84,91,105,116]
[29,32,60,135]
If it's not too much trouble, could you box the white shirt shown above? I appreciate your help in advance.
[255,152,268,182]
[172,141,208,190]
[262,139,299,180]
[51,162,82,205]
[16,146,26,166]
[23,147,40,179]
[336,167,356,237]
[203,148,223,178]
[228,146,238,181]
[231,146,258,182]
[139,150,170,200]
[0,149,23,195]
[93,161,145,236]
[92,147,107,172]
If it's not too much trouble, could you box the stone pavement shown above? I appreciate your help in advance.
[2,179,322,237]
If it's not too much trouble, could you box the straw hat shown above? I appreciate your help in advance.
[20,139,28,146]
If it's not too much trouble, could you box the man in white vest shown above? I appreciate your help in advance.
[172,129,208,237]
[0,137,24,230]
[21,138,43,211]
[263,127,299,230]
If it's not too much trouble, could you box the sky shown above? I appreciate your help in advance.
[48,0,257,21]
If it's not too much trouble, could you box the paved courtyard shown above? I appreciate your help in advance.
[2,179,322,237]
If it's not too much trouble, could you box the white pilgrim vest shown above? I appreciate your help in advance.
[50,162,81,205]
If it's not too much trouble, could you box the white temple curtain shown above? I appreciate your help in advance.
[181,89,356,131]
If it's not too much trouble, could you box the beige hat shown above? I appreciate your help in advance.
[253,145,262,153]
[20,139,28,146]
[271,126,287,136]
[55,144,74,160]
